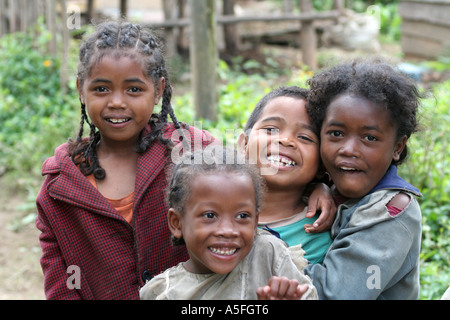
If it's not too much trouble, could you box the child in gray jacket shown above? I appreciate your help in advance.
[304,58,423,299]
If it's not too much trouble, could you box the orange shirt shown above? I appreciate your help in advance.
[86,174,133,224]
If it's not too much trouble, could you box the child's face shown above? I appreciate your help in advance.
[320,94,406,198]
[240,97,319,191]
[77,55,164,147]
[168,173,258,274]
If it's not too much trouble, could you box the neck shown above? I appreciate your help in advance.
[259,187,305,222]
[95,137,140,169]
[97,136,138,157]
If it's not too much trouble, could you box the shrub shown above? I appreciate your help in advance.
[398,80,450,299]
[1,23,447,299]
[0,26,79,189]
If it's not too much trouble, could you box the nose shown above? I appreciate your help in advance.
[339,137,360,158]
[215,218,238,238]
[108,91,126,108]
[276,133,296,149]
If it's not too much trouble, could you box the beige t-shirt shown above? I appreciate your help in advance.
[139,231,317,300]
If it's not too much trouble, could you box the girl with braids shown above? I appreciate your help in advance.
[35,20,214,299]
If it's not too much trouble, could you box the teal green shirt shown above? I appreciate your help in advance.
[259,215,332,264]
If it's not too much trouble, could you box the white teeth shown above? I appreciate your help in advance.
[340,167,357,171]
[209,247,237,256]
[108,118,129,124]
[267,155,296,167]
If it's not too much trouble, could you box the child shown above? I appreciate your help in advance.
[35,21,214,299]
[304,58,423,299]
[139,148,317,300]
[238,86,334,265]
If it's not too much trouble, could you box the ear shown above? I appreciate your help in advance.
[167,208,183,241]
[237,132,249,156]
[76,77,85,105]
[154,77,166,105]
[393,135,408,161]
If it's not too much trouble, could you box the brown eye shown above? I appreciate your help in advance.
[203,212,216,219]
[365,135,378,142]
[128,87,142,93]
[236,212,250,219]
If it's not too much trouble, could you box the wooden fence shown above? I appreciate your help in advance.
[399,0,450,59]
[0,0,343,119]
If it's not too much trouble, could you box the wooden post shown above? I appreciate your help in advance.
[0,0,7,36]
[177,0,188,53]
[188,0,218,122]
[120,0,127,18]
[59,0,69,92]
[45,0,57,55]
[300,0,317,70]
[283,0,295,13]
[86,0,94,22]
[223,0,239,55]
[9,0,17,33]
[162,0,178,59]
[334,0,345,11]
[19,0,26,32]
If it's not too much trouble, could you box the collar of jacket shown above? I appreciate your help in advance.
[369,165,422,198]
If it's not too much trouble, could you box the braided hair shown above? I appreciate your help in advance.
[68,20,183,179]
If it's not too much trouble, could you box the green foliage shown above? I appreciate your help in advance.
[0,25,79,189]
[398,80,450,299]
[377,2,401,42]
[1,22,448,299]
[345,1,402,42]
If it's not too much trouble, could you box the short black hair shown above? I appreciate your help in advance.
[306,57,423,166]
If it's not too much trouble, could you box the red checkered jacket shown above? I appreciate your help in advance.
[36,123,214,299]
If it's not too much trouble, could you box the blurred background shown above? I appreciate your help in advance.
[0,0,448,299]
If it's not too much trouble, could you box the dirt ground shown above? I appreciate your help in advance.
[0,180,45,300]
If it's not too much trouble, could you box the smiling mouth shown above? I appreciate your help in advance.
[209,247,238,256]
[339,166,361,172]
[267,155,296,167]
[107,118,131,124]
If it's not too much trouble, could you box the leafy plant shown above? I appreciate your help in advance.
[1,20,448,300]
[0,24,79,189]
[398,80,450,299]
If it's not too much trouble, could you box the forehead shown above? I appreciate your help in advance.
[187,173,255,201]
[87,53,149,80]
[325,94,395,129]
[258,96,307,122]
